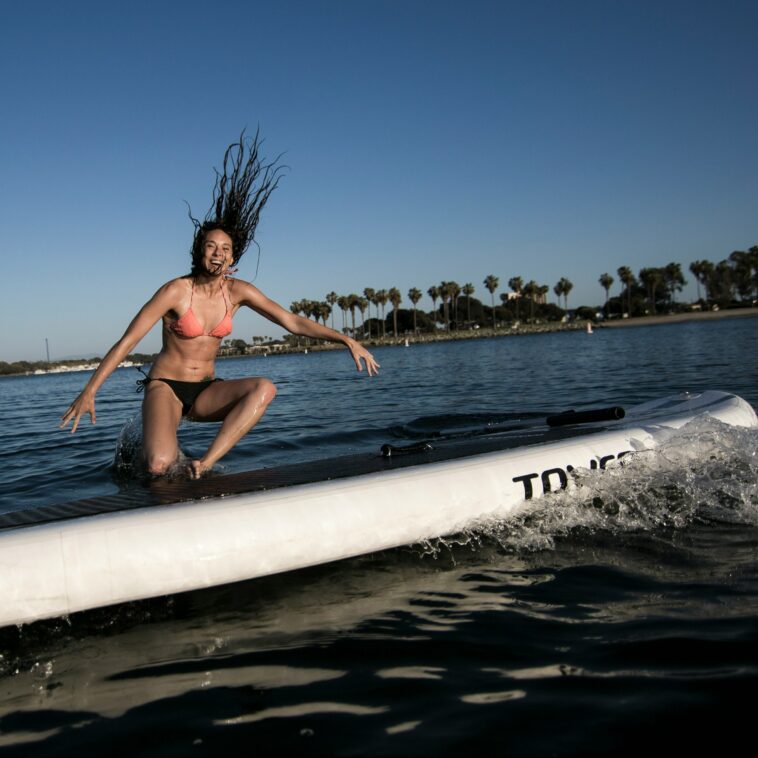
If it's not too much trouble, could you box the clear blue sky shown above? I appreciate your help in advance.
[2,0,756,361]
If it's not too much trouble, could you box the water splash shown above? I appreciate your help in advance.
[467,416,758,553]
[113,414,143,477]
[112,414,189,479]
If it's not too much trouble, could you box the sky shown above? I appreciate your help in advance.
[1,0,757,361]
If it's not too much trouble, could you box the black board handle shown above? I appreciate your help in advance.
[381,442,434,458]
[546,406,625,427]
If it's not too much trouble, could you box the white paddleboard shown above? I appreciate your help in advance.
[1,390,755,628]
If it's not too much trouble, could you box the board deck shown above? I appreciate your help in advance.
[1,391,756,628]
[0,423,600,531]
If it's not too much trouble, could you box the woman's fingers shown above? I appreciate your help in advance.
[352,346,380,376]
[60,398,95,433]
[364,355,380,376]
[60,407,74,429]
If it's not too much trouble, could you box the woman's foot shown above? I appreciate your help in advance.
[188,459,210,479]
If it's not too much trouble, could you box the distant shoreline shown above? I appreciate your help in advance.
[284,307,758,350]
[599,307,758,329]
[4,308,756,376]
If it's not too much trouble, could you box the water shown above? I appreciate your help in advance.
[1,318,758,754]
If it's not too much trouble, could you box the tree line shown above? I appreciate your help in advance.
[599,246,757,317]
[291,245,757,339]
[6,246,756,370]
[291,277,572,339]
[0,353,158,377]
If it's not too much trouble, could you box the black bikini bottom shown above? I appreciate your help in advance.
[137,374,222,416]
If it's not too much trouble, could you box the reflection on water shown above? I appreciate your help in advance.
[3,518,758,751]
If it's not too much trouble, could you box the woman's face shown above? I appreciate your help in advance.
[201,229,234,275]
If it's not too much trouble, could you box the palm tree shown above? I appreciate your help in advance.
[448,281,461,328]
[663,262,686,305]
[617,266,636,316]
[347,294,359,336]
[462,283,475,325]
[376,289,389,339]
[538,284,550,307]
[508,276,523,321]
[408,287,422,333]
[388,287,402,337]
[553,280,564,309]
[554,277,572,311]
[599,273,614,316]
[370,290,381,335]
[484,275,499,329]
[499,291,510,319]
[363,287,376,337]
[336,295,349,333]
[356,297,368,337]
[427,285,440,331]
[439,281,452,330]
[689,261,706,302]
[309,300,322,324]
[523,280,538,321]
[318,301,331,327]
[325,291,338,330]
[638,268,664,313]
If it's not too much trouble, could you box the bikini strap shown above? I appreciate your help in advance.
[135,366,151,393]
[220,280,230,312]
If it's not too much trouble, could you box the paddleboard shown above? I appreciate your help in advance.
[1,390,755,628]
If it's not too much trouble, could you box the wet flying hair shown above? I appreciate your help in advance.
[188,130,285,276]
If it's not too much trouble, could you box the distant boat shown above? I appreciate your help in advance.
[586,321,593,334]
[404,339,409,347]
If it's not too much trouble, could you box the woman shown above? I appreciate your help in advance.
[61,134,379,479]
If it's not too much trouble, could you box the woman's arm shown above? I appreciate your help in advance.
[60,281,182,432]
[237,282,380,376]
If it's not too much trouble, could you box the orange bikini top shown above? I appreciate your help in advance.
[169,279,233,339]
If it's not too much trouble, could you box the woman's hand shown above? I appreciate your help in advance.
[347,339,380,376]
[60,390,96,433]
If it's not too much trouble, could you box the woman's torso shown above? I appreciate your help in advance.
[150,276,239,381]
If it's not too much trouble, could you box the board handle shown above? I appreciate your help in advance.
[546,406,625,427]
[380,442,434,458]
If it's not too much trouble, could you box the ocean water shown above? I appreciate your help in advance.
[1,317,758,754]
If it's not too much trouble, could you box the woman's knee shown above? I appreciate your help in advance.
[144,451,175,476]
[251,378,277,405]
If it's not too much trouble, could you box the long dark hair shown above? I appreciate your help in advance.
[188,130,285,276]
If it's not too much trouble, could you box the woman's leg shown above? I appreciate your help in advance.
[186,377,277,478]
[142,381,184,475]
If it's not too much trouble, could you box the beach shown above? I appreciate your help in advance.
[599,306,758,328]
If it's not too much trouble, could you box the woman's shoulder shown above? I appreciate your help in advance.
[155,276,193,297]
[140,277,192,311]
[225,277,261,302]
